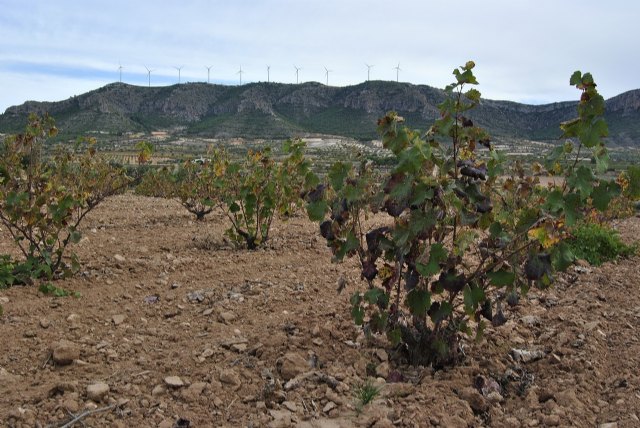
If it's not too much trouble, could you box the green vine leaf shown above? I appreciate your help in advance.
[406,289,431,317]
[487,270,516,287]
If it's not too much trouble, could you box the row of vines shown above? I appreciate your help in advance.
[1,63,638,366]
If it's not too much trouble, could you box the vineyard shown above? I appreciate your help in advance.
[1,64,639,427]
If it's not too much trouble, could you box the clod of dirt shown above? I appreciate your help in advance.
[219,369,241,386]
[458,387,490,413]
[152,385,166,397]
[277,352,309,381]
[375,362,390,379]
[112,314,126,325]
[218,311,238,324]
[86,382,110,402]
[51,340,80,365]
[182,382,208,402]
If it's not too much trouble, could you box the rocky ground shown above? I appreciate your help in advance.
[0,194,639,427]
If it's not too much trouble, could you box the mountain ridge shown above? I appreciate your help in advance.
[1,81,639,145]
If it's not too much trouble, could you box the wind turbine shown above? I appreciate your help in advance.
[237,65,243,85]
[267,65,270,83]
[294,65,301,84]
[394,63,402,82]
[144,65,154,87]
[365,63,374,81]
[175,65,183,84]
[118,62,123,83]
[324,66,332,86]
[205,65,213,83]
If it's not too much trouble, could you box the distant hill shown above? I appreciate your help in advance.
[1,81,639,145]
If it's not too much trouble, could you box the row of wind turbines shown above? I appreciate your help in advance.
[117,63,404,87]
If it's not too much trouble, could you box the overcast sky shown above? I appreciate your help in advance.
[1,0,638,112]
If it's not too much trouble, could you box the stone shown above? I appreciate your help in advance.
[62,398,80,413]
[112,314,126,325]
[268,409,292,428]
[182,382,208,402]
[220,369,241,386]
[151,385,166,396]
[158,420,174,428]
[555,389,585,414]
[520,315,541,327]
[575,258,591,267]
[218,311,238,324]
[325,388,345,405]
[200,348,215,359]
[51,340,80,365]
[459,387,489,413]
[282,401,297,412]
[375,362,390,379]
[277,352,309,381]
[486,391,504,404]
[39,318,51,329]
[598,424,618,428]
[231,343,247,352]
[114,254,126,263]
[164,376,185,388]
[323,401,337,413]
[510,348,546,363]
[86,382,110,402]
[543,415,560,426]
[375,349,389,362]
[0,367,18,383]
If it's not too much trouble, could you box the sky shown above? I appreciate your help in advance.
[1,0,638,112]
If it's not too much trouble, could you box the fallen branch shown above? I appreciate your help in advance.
[56,404,116,428]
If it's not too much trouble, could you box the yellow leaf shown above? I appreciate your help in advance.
[528,225,560,249]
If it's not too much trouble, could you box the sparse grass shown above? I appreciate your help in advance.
[354,378,382,413]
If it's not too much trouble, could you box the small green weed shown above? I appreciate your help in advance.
[568,222,636,266]
[354,378,382,413]
[38,283,81,298]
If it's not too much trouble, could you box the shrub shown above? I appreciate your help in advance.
[0,114,129,285]
[136,139,317,249]
[567,222,636,266]
[136,141,154,165]
[137,154,225,221]
[306,63,618,368]
[215,139,318,249]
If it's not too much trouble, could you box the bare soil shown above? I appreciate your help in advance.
[1,194,639,427]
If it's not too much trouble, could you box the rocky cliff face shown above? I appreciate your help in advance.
[2,82,638,144]
[606,90,640,114]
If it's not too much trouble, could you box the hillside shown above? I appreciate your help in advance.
[1,81,639,144]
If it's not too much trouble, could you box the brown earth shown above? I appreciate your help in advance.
[1,194,639,427]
